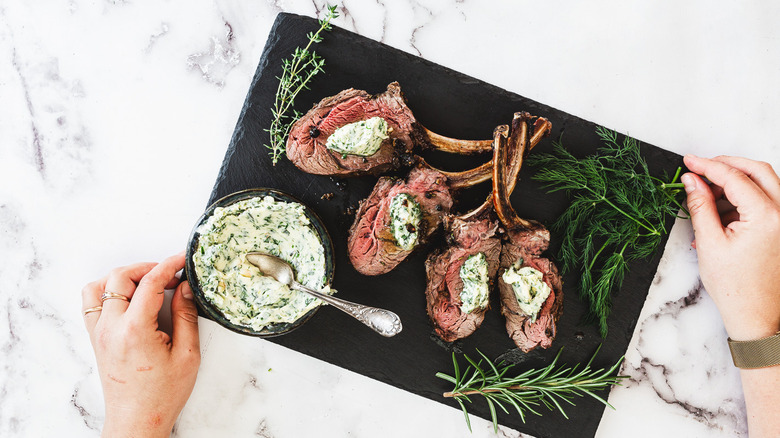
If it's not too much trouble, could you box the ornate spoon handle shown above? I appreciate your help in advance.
[292,283,403,337]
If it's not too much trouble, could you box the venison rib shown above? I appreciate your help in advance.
[493,115,563,352]
[286,82,492,176]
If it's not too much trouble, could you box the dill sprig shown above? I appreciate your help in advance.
[527,127,687,337]
[265,6,339,164]
[436,347,626,432]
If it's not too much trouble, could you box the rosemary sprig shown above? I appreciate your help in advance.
[265,5,339,164]
[527,127,688,337]
[436,347,626,432]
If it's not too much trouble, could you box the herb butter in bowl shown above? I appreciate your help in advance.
[185,189,335,337]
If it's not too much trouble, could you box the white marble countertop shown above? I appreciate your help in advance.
[2,1,779,437]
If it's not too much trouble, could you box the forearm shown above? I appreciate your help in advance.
[101,395,178,438]
[722,312,780,437]
[740,366,780,438]
[726,320,780,437]
[102,415,173,438]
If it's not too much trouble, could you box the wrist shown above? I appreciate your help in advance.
[727,331,780,369]
[103,410,174,438]
[717,302,780,341]
[724,319,780,342]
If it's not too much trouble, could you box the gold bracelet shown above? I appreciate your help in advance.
[727,331,780,369]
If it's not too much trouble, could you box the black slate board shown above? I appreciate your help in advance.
[203,13,682,438]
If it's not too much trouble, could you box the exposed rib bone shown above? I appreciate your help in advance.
[416,157,493,190]
[457,114,551,221]
[444,161,493,189]
[412,113,551,192]
[530,116,553,147]
[420,126,494,154]
[493,115,534,229]
[506,112,532,191]
[507,113,552,186]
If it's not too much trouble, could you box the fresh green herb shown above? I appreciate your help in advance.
[265,5,339,164]
[437,347,625,432]
[527,127,687,337]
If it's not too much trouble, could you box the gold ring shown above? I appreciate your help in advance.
[101,291,130,302]
[83,305,103,316]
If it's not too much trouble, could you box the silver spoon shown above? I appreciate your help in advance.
[245,252,403,337]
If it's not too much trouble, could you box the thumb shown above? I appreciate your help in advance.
[171,281,200,359]
[682,172,725,245]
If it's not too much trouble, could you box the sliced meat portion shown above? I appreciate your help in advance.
[348,166,455,275]
[425,116,552,343]
[499,228,563,352]
[346,156,494,276]
[493,114,563,353]
[286,82,492,176]
[425,215,501,342]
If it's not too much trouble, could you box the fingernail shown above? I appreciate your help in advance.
[182,285,193,300]
[681,174,695,193]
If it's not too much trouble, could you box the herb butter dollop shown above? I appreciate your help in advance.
[502,260,551,322]
[193,196,331,331]
[389,193,422,250]
[325,117,389,157]
[459,252,490,314]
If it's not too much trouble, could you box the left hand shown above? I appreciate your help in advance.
[81,253,200,437]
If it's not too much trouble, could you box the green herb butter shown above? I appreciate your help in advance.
[325,117,389,157]
[459,252,490,314]
[389,193,422,250]
[502,260,551,322]
[193,196,331,331]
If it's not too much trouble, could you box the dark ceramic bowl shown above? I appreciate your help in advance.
[185,188,335,337]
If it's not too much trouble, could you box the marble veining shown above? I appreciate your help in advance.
[628,284,745,434]
[6,43,92,190]
[187,20,240,88]
[2,1,780,437]
[144,22,170,53]
[70,385,101,432]
[10,47,46,176]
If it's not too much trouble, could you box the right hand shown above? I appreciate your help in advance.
[682,155,780,341]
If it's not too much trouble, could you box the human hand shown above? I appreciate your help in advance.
[682,155,780,341]
[81,253,200,437]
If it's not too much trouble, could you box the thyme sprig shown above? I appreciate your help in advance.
[527,127,688,337]
[436,347,626,432]
[265,5,339,164]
